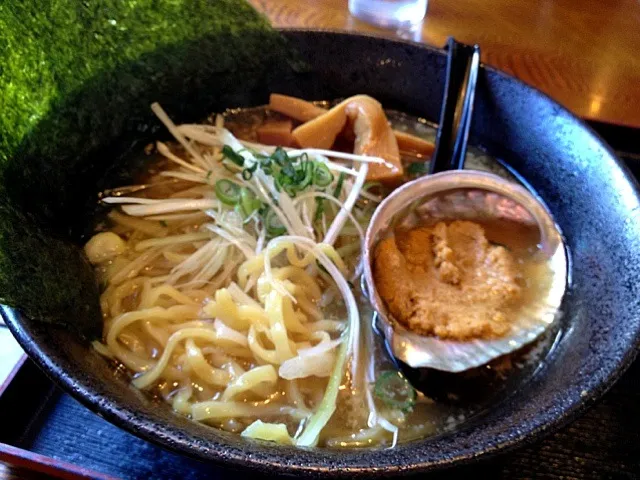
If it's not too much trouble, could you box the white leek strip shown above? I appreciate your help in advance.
[145,211,208,222]
[264,236,361,447]
[256,222,266,254]
[102,196,160,205]
[238,139,388,165]
[277,185,314,240]
[206,224,255,259]
[378,417,399,449]
[178,124,255,164]
[296,339,348,446]
[151,103,209,170]
[156,141,205,174]
[290,148,387,165]
[160,170,208,184]
[251,173,296,235]
[134,232,211,251]
[316,158,359,177]
[167,238,221,284]
[300,200,313,236]
[121,199,220,216]
[204,211,257,244]
[324,163,368,246]
[294,192,365,244]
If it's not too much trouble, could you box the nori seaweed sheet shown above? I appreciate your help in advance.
[0,1,302,337]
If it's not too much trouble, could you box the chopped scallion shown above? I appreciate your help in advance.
[222,145,245,167]
[407,162,429,175]
[313,163,333,187]
[333,171,346,198]
[215,179,241,205]
[263,208,286,237]
[240,188,261,216]
[314,197,325,222]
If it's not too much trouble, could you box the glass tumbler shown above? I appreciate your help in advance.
[348,0,428,29]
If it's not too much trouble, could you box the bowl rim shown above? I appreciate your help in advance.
[3,28,640,477]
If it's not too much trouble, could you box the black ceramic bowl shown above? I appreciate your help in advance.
[3,31,640,477]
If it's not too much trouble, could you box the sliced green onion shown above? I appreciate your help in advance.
[215,179,241,206]
[222,145,245,167]
[313,162,334,187]
[333,171,346,198]
[263,208,286,237]
[297,160,314,190]
[234,203,245,218]
[240,188,261,216]
[272,147,288,166]
[363,181,382,192]
[373,370,416,412]
[282,183,297,198]
[407,162,429,175]
[314,197,325,222]
[242,169,253,180]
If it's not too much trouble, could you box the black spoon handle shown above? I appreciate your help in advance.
[429,38,481,174]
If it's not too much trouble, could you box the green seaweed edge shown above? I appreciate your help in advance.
[0,1,300,338]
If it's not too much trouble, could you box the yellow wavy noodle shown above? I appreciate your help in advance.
[102,277,145,319]
[110,248,163,285]
[264,291,297,362]
[143,320,171,346]
[220,365,278,401]
[203,289,252,331]
[139,283,200,309]
[185,339,231,387]
[191,401,308,422]
[172,385,194,415]
[247,325,280,365]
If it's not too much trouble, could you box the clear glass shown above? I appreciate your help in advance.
[348,0,428,29]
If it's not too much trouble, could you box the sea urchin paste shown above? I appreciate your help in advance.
[374,220,521,340]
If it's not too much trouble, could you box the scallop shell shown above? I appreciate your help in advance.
[363,170,568,373]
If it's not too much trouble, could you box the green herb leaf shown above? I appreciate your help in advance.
[374,370,416,412]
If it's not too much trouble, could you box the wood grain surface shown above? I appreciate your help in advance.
[249,0,640,128]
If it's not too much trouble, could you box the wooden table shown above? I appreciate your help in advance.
[250,0,640,128]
